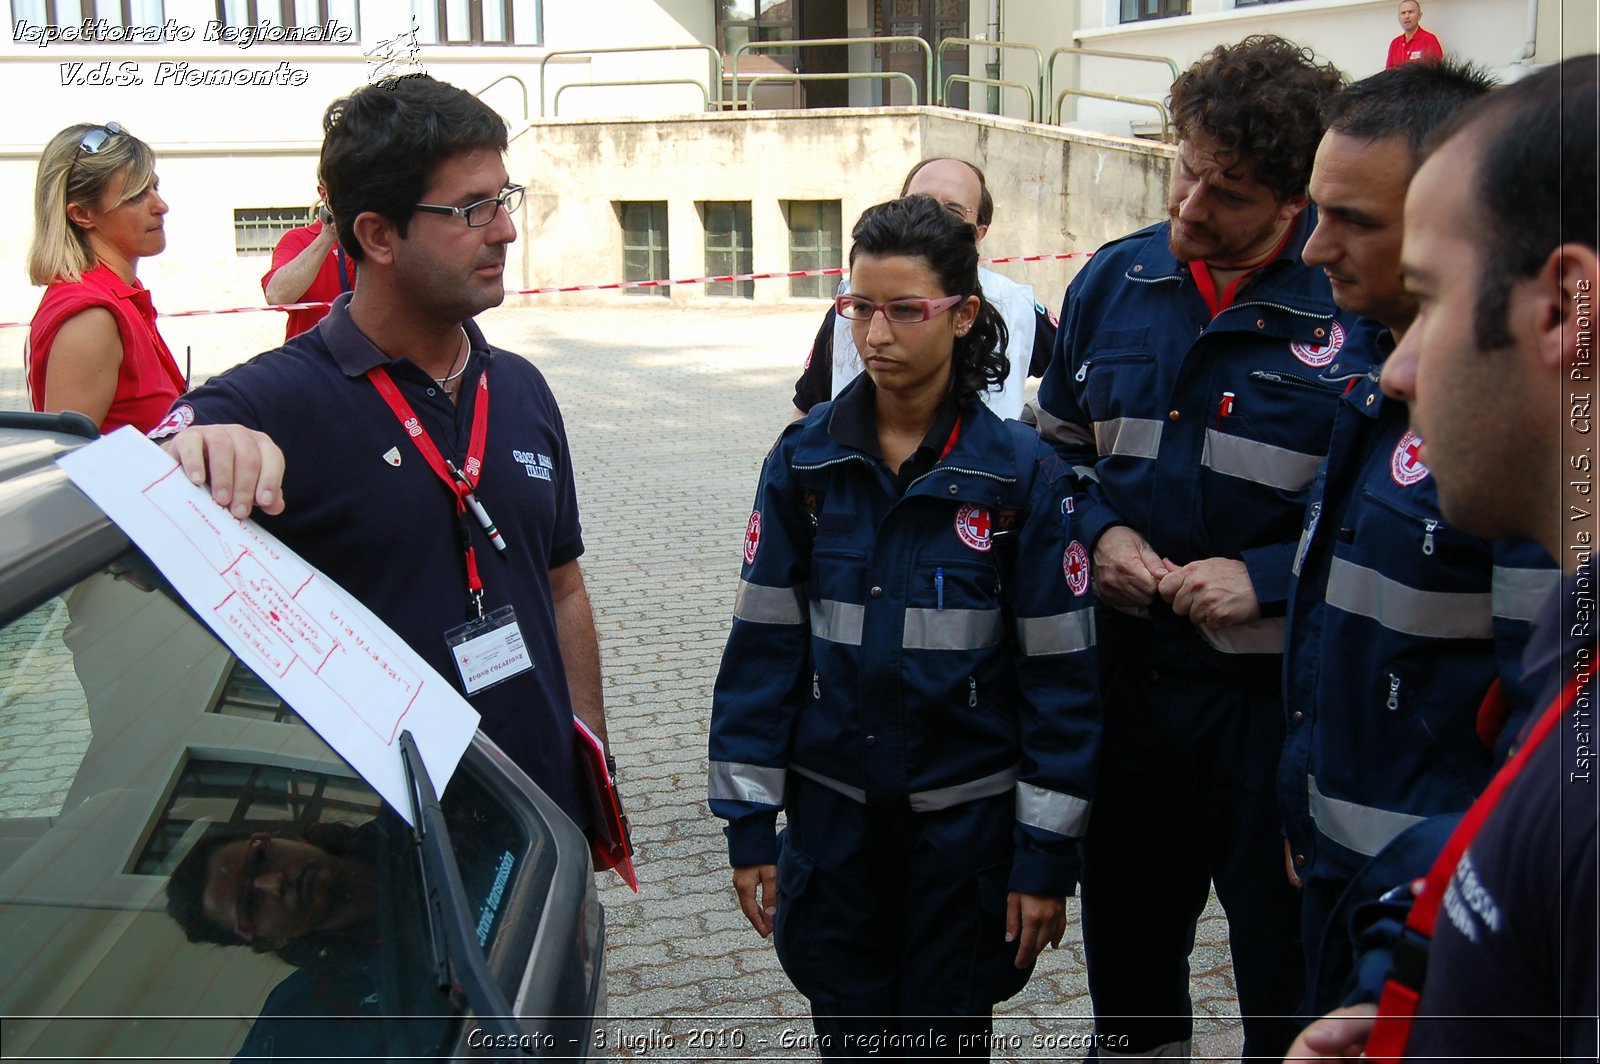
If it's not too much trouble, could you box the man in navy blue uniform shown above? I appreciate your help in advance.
[152,76,610,829]
[1280,60,1558,1017]
[1289,54,1598,1061]
[1032,35,1348,1059]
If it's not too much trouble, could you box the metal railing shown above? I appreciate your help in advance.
[937,37,1045,121]
[745,70,919,109]
[1047,46,1178,126]
[943,74,1037,123]
[730,36,932,109]
[1054,87,1172,142]
[525,34,1179,140]
[472,74,531,124]
[538,44,723,116]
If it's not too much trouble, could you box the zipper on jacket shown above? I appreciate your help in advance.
[968,676,978,709]
[1075,359,1092,383]
[935,566,945,611]
[812,670,820,700]
[1422,519,1438,556]
[1386,672,1401,711]
[1249,369,1339,395]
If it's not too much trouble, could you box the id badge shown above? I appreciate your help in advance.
[445,605,532,694]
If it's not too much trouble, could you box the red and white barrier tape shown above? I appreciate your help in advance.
[0,251,1093,330]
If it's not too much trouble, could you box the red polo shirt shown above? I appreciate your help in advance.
[261,222,356,340]
[1386,26,1444,69]
[28,262,185,434]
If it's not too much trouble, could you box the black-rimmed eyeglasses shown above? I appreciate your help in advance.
[413,184,525,228]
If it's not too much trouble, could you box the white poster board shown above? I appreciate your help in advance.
[59,427,480,824]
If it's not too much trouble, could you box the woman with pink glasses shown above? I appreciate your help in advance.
[710,194,1102,1059]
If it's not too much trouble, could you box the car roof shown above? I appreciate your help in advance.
[0,414,129,627]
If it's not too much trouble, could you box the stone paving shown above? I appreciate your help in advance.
[0,301,1246,1062]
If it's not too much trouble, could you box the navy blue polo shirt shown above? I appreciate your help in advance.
[156,295,586,826]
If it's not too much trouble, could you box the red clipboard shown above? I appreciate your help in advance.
[573,717,638,891]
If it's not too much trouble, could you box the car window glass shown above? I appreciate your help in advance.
[0,555,532,1061]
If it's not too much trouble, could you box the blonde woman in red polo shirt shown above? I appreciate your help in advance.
[26,122,185,434]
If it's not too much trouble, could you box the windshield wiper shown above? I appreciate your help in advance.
[399,730,536,1059]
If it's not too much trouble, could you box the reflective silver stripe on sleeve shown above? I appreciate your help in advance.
[708,761,787,806]
[1016,782,1092,838]
[1072,464,1101,483]
[1034,404,1098,450]
[902,608,1003,651]
[1308,774,1424,857]
[791,764,867,803]
[733,580,806,625]
[1326,556,1493,639]
[1201,429,1321,492]
[811,599,865,645]
[1015,610,1097,656]
[1492,565,1561,623]
[1094,417,1164,460]
[909,765,1018,812]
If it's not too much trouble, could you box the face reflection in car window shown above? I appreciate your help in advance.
[202,830,377,945]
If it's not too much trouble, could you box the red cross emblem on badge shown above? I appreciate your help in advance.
[743,511,762,564]
[1391,429,1430,486]
[1064,540,1091,597]
[1290,320,1346,369]
[955,504,992,552]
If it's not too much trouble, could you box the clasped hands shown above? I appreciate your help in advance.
[1091,525,1260,628]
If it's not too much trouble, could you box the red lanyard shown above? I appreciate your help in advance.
[938,414,962,461]
[1366,672,1585,1062]
[368,363,493,615]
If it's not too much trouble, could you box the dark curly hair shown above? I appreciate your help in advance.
[1169,35,1346,202]
[165,820,366,968]
[848,195,1010,408]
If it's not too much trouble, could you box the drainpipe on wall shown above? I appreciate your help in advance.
[1509,0,1539,80]
[987,0,1001,114]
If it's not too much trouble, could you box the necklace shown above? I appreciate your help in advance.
[433,328,470,388]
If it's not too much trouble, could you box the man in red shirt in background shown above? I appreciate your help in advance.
[1386,0,1444,69]
[262,186,356,340]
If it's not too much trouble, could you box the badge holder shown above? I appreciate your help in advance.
[446,601,531,695]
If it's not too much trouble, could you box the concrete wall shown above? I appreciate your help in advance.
[0,103,1172,328]
[512,107,1173,313]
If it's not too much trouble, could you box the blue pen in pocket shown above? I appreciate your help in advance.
[935,566,945,611]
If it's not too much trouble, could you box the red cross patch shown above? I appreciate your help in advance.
[1289,320,1346,368]
[1391,429,1430,486]
[954,504,992,552]
[148,404,193,440]
[1064,540,1091,597]
[743,511,762,564]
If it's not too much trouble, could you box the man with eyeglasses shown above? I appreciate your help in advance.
[152,75,613,840]
[790,157,1055,420]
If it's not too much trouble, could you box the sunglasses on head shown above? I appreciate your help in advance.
[65,122,126,190]
[79,122,125,155]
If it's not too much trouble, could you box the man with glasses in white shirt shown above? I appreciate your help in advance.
[791,157,1055,421]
